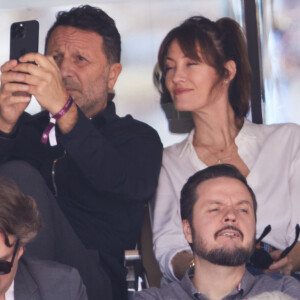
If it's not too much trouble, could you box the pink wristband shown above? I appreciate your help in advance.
[41,95,73,144]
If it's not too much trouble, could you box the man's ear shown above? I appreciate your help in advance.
[224,60,237,82]
[108,63,122,90]
[17,245,24,260]
[182,219,193,244]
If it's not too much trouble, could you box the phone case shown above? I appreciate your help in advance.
[10,20,39,61]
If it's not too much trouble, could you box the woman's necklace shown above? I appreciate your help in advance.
[192,131,250,177]
[193,138,238,165]
[215,148,235,164]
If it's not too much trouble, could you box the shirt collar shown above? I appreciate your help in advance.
[178,118,257,159]
[5,279,14,300]
[92,101,118,122]
[88,101,120,130]
[180,267,200,297]
[180,267,256,299]
[179,128,195,158]
[238,270,257,296]
[238,118,258,139]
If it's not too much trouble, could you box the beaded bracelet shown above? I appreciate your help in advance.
[41,95,73,144]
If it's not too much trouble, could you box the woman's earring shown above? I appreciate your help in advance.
[224,79,229,84]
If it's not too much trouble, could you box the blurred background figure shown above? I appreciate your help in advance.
[0,176,88,300]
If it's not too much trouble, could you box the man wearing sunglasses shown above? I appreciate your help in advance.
[135,164,300,299]
[0,177,88,300]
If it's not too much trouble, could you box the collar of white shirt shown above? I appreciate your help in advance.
[5,280,14,300]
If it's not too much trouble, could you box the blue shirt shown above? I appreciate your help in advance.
[135,268,300,299]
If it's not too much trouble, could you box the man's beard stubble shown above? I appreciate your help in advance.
[63,77,107,117]
[53,43,113,115]
[191,225,255,266]
[196,246,253,266]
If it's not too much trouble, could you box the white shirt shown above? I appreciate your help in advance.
[5,280,14,300]
[150,119,300,282]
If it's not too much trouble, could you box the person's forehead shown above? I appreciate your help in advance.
[195,177,253,205]
[47,26,103,50]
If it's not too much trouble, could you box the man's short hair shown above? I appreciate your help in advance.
[0,177,42,247]
[45,5,121,64]
[180,164,257,225]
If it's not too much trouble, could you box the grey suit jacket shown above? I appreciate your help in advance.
[14,257,88,300]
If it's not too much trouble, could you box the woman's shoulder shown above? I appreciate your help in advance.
[164,130,193,155]
[164,138,187,153]
[162,135,192,166]
[242,119,300,139]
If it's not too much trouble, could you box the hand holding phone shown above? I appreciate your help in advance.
[0,21,39,133]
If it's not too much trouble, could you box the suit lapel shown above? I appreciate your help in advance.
[14,258,40,300]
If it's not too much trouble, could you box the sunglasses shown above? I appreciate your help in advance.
[0,239,20,275]
[248,224,300,270]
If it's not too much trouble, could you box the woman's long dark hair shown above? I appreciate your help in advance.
[155,16,252,121]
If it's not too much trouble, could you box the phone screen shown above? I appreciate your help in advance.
[10,20,39,61]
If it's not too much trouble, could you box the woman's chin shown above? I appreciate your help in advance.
[173,103,193,112]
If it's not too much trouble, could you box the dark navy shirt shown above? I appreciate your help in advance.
[0,101,163,289]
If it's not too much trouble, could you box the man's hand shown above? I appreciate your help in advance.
[13,53,78,133]
[264,241,300,275]
[0,60,31,133]
[15,53,67,114]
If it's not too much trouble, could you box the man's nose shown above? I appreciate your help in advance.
[223,207,237,223]
[58,57,73,78]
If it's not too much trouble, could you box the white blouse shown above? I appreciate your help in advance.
[150,119,300,282]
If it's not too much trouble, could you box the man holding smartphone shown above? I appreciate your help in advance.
[0,5,162,300]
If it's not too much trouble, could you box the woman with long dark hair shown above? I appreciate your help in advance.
[151,16,300,283]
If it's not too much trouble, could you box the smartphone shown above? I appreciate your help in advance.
[10,20,39,61]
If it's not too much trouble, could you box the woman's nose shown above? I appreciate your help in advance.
[172,66,186,83]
